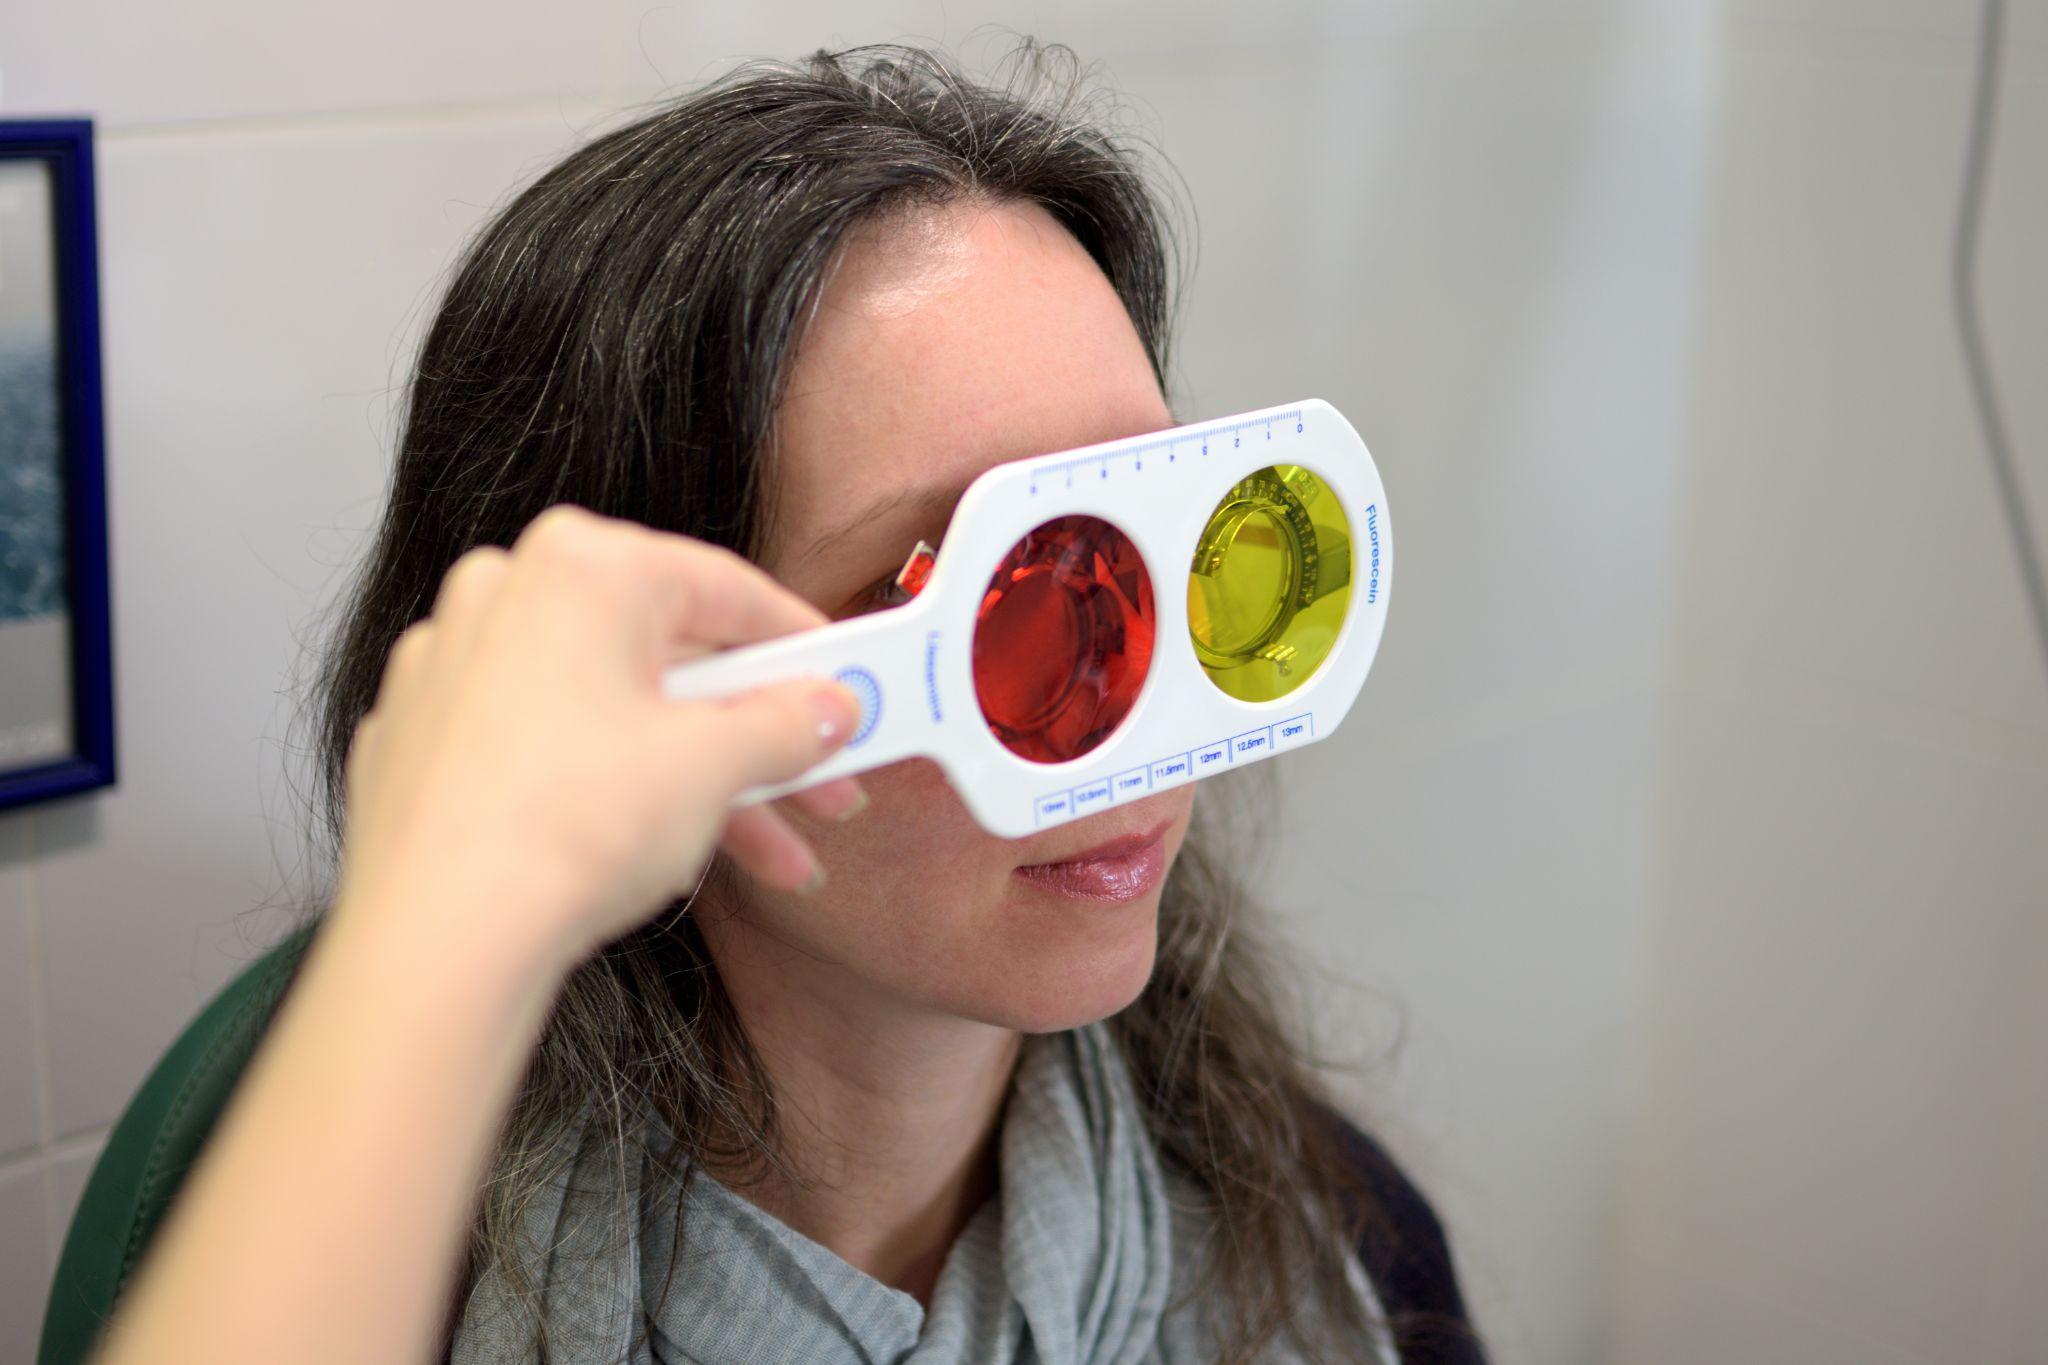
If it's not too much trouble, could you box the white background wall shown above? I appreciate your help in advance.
[1,2,2042,1361]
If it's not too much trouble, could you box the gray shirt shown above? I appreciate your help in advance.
[452,1023,1401,1364]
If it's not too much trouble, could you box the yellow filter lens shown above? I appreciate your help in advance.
[1186,463,1353,702]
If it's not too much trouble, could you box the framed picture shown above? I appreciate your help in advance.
[0,120,115,813]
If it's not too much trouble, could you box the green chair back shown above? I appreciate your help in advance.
[37,923,319,1365]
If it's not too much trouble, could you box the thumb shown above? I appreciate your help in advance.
[674,677,864,799]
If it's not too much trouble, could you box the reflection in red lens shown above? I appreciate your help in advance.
[972,515,1154,764]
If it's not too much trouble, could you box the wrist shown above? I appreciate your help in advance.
[324,878,584,1014]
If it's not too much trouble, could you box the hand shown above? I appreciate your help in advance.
[332,503,867,975]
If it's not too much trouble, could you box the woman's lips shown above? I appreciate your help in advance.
[1012,820,1170,903]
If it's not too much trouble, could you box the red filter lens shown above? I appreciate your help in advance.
[972,515,1155,764]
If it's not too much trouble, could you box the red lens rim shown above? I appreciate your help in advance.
[971,514,1154,764]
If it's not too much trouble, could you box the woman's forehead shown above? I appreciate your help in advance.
[763,198,1168,570]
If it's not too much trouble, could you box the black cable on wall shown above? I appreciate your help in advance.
[1951,0,2048,687]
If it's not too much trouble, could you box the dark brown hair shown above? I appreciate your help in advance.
[293,37,1423,1362]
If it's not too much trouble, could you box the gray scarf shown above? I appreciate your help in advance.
[450,1021,1398,1364]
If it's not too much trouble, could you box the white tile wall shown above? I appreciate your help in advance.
[1666,11,2048,741]
[0,1,614,126]
[32,111,605,1140]
[0,72,635,1362]
[1614,4,2048,1364]
[0,817,42,1160]
[1,1,2042,1362]
[1277,692,1661,1365]
[1617,700,2048,1365]
[1162,23,1705,1363]
[0,1159,51,1365]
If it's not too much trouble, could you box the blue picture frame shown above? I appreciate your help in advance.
[0,119,115,812]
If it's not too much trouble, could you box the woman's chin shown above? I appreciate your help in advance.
[960,897,1163,1033]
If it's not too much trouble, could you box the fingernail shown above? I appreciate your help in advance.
[834,783,870,821]
[809,684,859,746]
[797,859,828,894]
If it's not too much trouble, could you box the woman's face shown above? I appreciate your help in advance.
[704,196,1196,1034]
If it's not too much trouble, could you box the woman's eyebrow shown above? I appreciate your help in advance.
[795,481,966,567]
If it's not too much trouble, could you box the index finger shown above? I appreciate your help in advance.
[595,515,830,662]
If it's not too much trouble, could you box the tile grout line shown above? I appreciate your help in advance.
[0,1123,112,1172]
[96,92,625,147]
[48,1123,115,1156]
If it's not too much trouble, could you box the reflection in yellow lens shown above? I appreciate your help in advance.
[1187,464,1353,702]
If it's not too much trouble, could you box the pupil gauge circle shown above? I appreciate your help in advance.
[972,514,1154,764]
[1187,463,1353,702]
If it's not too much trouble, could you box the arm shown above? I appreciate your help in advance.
[89,506,865,1365]
[91,905,575,1365]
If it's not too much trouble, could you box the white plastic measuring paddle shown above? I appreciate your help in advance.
[660,397,1393,838]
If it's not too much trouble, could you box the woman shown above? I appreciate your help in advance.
[94,41,1485,1365]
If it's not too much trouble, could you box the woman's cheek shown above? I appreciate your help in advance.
[735,761,1194,1030]
[762,756,1016,966]
[817,755,1015,876]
